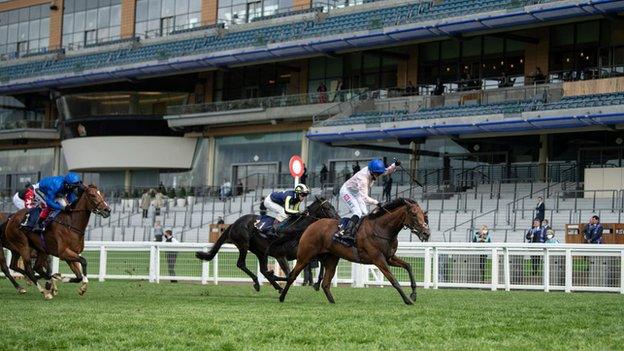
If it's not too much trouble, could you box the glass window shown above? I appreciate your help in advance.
[218,0,294,25]
[137,0,203,36]
[61,1,122,49]
[0,4,51,57]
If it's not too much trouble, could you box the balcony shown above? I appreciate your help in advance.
[165,89,367,128]
[0,117,58,140]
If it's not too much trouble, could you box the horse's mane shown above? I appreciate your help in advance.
[367,198,415,219]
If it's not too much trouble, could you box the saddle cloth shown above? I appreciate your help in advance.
[255,215,277,234]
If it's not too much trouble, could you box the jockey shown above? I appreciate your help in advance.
[336,158,399,243]
[263,183,310,224]
[12,183,40,210]
[30,172,83,233]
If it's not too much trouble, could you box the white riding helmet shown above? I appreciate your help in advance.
[294,184,310,195]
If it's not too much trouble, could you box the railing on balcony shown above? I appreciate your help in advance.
[166,88,368,115]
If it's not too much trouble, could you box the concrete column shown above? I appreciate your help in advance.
[205,137,216,186]
[48,0,64,49]
[53,146,62,176]
[124,169,132,190]
[538,134,548,182]
[409,141,420,183]
[121,0,137,38]
[301,131,309,164]
[397,46,418,88]
[201,0,218,25]
[524,27,550,82]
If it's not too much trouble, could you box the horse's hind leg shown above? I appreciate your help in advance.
[320,255,339,304]
[33,254,55,295]
[258,255,283,292]
[278,259,309,303]
[11,250,52,299]
[235,248,260,292]
[274,257,290,281]
[388,255,418,301]
[313,257,325,291]
[0,250,26,294]
[373,255,413,305]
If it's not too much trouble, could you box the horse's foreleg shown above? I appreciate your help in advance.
[388,255,417,302]
[58,249,88,296]
[278,259,308,303]
[258,255,283,292]
[14,253,51,300]
[320,255,339,303]
[372,255,413,305]
[33,254,55,295]
[236,248,260,292]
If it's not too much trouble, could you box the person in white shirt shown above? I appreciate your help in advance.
[162,229,178,282]
[336,158,399,243]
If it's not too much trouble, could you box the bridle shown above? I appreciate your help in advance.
[372,201,429,241]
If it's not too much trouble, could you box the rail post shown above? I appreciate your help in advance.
[565,249,572,293]
[503,247,510,291]
[543,248,550,292]
[491,248,498,291]
[432,247,439,289]
[98,245,107,282]
[213,253,219,285]
[424,248,432,289]
[201,246,209,285]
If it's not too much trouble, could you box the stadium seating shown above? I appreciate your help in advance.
[323,92,624,126]
[0,0,549,82]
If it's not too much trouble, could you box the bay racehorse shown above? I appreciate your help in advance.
[1,185,111,299]
[0,212,28,294]
[279,198,430,305]
[196,196,338,292]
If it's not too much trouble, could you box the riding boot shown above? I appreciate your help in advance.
[339,215,360,244]
[32,217,45,233]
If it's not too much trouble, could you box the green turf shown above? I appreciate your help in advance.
[0,280,622,350]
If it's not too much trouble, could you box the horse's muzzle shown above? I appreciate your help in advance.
[99,208,112,218]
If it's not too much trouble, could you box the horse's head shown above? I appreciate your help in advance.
[404,199,430,242]
[307,196,339,219]
[81,185,111,218]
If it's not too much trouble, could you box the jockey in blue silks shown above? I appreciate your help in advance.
[27,172,83,232]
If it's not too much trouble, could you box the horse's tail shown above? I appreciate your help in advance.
[195,225,231,262]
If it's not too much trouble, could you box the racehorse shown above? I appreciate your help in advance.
[196,197,338,292]
[1,185,111,299]
[279,198,430,305]
[0,212,27,294]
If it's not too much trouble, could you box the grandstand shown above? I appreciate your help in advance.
[1,0,624,244]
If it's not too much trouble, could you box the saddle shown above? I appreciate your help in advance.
[254,215,278,237]
[20,207,41,231]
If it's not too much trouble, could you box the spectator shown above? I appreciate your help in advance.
[525,219,545,276]
[432,77,444,96]
[405,80,416,95]
[532,67,546,85]
[382,175,393,203]
[140,190,151,218]
[153,220,164,242]
[545,229,560,244]
[217,216,225,225]
[154,189,164,216]
[535,196,545,223]
[77,123,87,137]
[471,225,491,283]
[584,215,603,244]
[542,219,551,231]
[320,164,328,185]
[236,180,244,196]
[162,229,178,283]
[300,163,308,185]
[317,82,328,103]
[352,161,361,174]
[158,182,166,194]
[220,179,231,200]
[259,197,267,216]
[472,225,492,243]
[498,72,514,88]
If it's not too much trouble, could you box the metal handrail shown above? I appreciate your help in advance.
[167,88,367,115]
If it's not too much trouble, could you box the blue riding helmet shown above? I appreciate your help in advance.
[368,159,386,175]
[64,172,82,186]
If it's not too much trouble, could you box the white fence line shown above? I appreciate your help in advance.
[2,242,623,294]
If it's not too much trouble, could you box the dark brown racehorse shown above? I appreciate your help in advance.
[1,185,111,299]
[279,198,430,305]
[196,197,338,292]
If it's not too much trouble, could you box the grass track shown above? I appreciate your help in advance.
[0,280,622,350]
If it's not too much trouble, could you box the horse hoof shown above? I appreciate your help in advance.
[410,292,417,301]
[52,273,62,280]
[17,287,27,294]
[253,283,260,292]
[43,292,53,300]
[313,284,320,291]
[279,295,285,303]
[404,298,414,305]
[52,289,59,296]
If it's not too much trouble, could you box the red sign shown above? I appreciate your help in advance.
[289,155,304,178]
